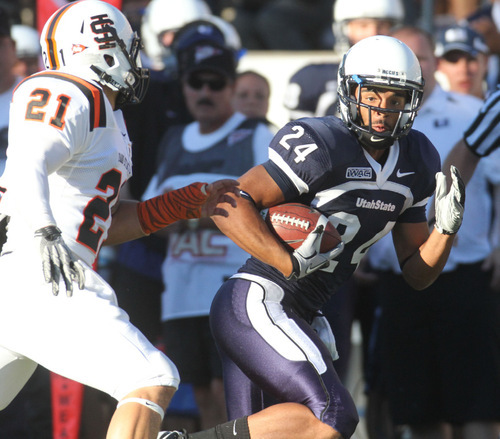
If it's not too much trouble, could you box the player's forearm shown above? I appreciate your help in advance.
[442,139,480,186]
[213,197,294,277]
[105,200,147,245]
[401,228,455,290]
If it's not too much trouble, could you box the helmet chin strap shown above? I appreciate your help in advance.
[357,129,395,150]
[354,112,395,150]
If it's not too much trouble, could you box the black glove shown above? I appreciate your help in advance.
[434,165,466,235]
[34,226,85,296]
[0,214,9,253]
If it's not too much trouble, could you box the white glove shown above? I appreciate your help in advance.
[311,314,339,361]
[434,165,466,235]
[286,215,344,280]
[34,226,85,296]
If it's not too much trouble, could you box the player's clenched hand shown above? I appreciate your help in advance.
[434,165,465,235]
[34,226,85,297]
[286,215,344,280]
[202,179,240,218]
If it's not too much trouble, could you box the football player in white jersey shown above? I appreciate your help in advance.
[0,2,242,439]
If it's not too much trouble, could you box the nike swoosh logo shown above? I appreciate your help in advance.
[286,239,304,245]
[370,136,386,142]
[305,260,330,274]
[233,420,238,436]
[396,169,415,178]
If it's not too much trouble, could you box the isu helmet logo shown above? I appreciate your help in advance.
[90,14,117,50]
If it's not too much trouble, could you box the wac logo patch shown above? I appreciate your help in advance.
[346,167,372,179]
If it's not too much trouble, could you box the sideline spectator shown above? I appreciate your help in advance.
[0,6,20,176]
[143,22,275,431]
[232,70,274,125]
[465,0,500,90]
[11,24,41,78]
[435,24,489,99]
[113,8,245,433]
[113,1,218,347]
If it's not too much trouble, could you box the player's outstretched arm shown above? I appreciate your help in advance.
[105,179,240,245]
[393,166,466,290]
[442,139,480,187]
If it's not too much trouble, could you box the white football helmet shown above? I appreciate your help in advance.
[40,0,149,107]
[337,35,424,149]
[141,0,211,70]
[333,0,404,51]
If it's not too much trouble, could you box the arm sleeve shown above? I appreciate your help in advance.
[463,89,500,157]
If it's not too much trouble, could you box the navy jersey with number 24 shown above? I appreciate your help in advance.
[240,116,441,314]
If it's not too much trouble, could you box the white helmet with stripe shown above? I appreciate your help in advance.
[337,35,424,149]
[40,0,149,107]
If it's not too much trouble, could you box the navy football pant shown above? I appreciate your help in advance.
[210,274,359,439]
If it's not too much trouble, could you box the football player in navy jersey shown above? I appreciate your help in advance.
[208,35,466,439]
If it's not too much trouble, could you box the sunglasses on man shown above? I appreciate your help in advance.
[187,74,228,91]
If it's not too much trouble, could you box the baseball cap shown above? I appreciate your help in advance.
[0,6,11,38]
[174,20,227,52]
[177,41,236,79]
[435,25,489,58]
[175,21,236,79]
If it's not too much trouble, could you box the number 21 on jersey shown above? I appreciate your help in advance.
[25,88,70,130]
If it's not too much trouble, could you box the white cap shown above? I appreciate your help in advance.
[334,0,404,23]
[11,24,40,58]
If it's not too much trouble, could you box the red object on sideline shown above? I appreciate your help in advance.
[50,373,84,439]
[37,0,123,34]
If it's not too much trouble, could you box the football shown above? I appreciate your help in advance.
[264,203,341,252]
